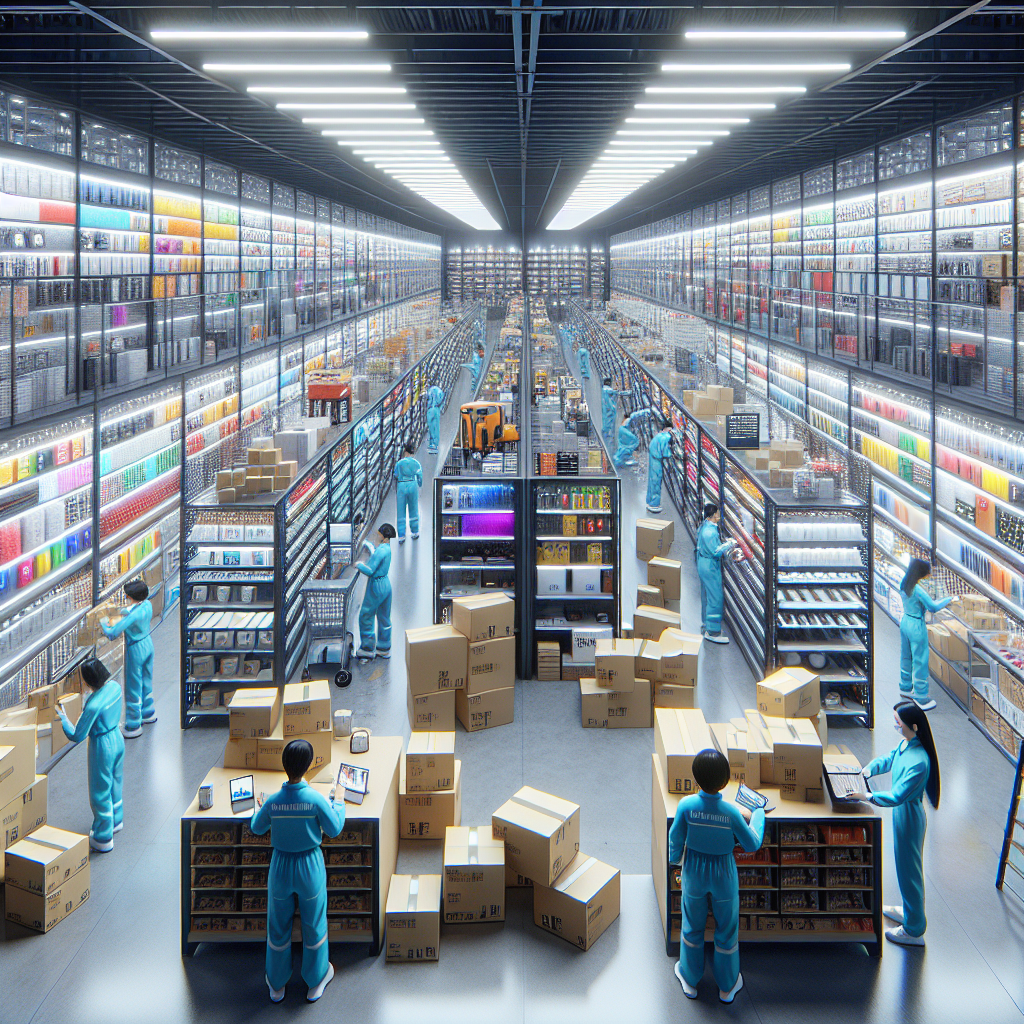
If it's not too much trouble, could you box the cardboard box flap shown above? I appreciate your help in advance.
[6,825,78,866]
[386,873,442,913]
[551,853,618,896]
[658,629,702,659]
[0,707,38,728]
[444,825,505,866]
[496,787,579,839]
[656,708,713,754]
[407,731,456,756]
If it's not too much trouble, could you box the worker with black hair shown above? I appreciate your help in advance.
[354,522,395,660]
[646,418,673,513]
[100,578,154,738]
[600,377,630,446]
[461,343,485,390]
[696,503,736,644]
[251,739,345,1003]
[393,442,423,543]
[898,558,958,710]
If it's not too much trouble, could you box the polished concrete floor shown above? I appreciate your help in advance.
[3,321,1024,1023]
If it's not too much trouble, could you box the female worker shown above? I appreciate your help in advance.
[101,578,154,738]
[55,657,124,852]
[846,701,940,948]
[646,419,673,514]
[461,343,485,391]
[354,522,395,660]
[393,442,423,543]
[898,558,958,710]
[578,345,591,380]
[696,503,736,645]
[426,384,445,453]
[613,409,650,468]
[600,377,630,445]
[252,739,344,1003]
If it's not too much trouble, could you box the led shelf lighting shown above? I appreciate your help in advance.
[635,102,776,110]
[646,85,806,94]
[277,102,416,110]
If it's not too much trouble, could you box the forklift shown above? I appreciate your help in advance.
[459,401,519,459]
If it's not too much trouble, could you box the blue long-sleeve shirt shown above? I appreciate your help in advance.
[649,430,672,461]
[100,600,152,643]
[354,541,392,580]
[697,520,734,561]
[864,737,930,808]
[902,584,952,621]
[60,681,122,742]
[427,385,444,409]
[394,456,423,488]
[250,779,345,853]
[669,791,765,864]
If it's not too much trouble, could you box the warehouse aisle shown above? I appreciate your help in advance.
[5,317,1024,1023]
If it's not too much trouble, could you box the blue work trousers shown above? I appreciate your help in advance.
[647,457,664,510]
[359,578,392,654]
[613,426,639,468]
[894,801,928,937]
[266,849,330,991]
[123,636,155,731]
[698,557,724,635]
[427,406,441,450]
[900,615,930,700]
[88,728,125,843]
[396,481,419,539]
[679,849,741,993]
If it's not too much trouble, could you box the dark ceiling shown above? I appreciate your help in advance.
[0,3,1022,242]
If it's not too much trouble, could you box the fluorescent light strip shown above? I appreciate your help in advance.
[616,129,730,136]
[322,129,433,136]
[635,102,776,110]
[207,63,389,72]
[347,142,442,149]
[153,29,370,41]
[278,103,415,111]
[646,86,806,94]
[684,29,906,41]
[301,117,424,124]
[625,117,749,124]
[248,86,406,94]
[607,139,709,146]
[662,62,849,72]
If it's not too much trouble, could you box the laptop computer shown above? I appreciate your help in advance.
[823,759,870,803]
[229,775,255,815]
[336,762,370,805]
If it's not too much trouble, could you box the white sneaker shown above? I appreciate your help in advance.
[883,905,904,925]
[114,822,123,834]
[914,697,937,711]
[355,648,375,661]
[142,714,157,725]
[121,726,143,739]
[412,533,419,540]
[376,649,391,659]
[307,962,334,1002]
[646,506,663,514]
[885,925,924,947]
[673,962,697,999]
[398,536,406,544]
[267,976,285,1003]
[720,973,744,1004]
[705,634,730,645]
[89,835,114,853]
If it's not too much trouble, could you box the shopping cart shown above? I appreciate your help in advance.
[300,570,360,688]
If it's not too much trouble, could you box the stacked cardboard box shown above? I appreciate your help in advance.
[385,873,442,962]
[451,594,515,733]
[633,605,681,640]
[0,707,48,882]
[654,708,715,795]
[216,445,300,502]
[537,641,561,681]
[76,600,121,647]
[4,826,89,932]
[741,710,824,803]
[491,786,619,950]
[647,557,682,603]
[399,731,461,838]
[635,517,674,561]
[443,825,505,924]
[684,386,734,420]
[406,624,466,732]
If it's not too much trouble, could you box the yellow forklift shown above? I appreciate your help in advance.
[459,401,519,457]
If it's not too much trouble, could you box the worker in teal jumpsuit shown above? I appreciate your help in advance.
[578,345,591,380]
[354,523,395,660]
[600,377,630,446]
[426,385,444,452]
[848,701,941,948]
[696,503,736,644]
[56,657,124,853]
[461,344,485,390]
[393,443,423,542]
[251,739,345,1003]
[646,420,673,514]
[669,748,764,1004]
[898,558,958,711]
[101,578,154,738]
[613,409,649,468]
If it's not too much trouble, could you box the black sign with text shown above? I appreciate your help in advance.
[725,413,760,450]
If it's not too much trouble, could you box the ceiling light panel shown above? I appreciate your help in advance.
[300,118,425,124]
[625,117,750,124]
[207,63,390,73]
[247,86,407,94]
[684,29,905,41]
[661,62,849,72]
[646,85,806,94]
[277,103,416,110]
[635,102,776,110]
[152,29,370,41]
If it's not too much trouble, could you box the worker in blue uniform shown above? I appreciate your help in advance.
[669,748,764,1004]
[696,503,736,644]
[251,739,345,1003]
[393,443,423,543]
[426,385,445,453]
[100,578,154,738]
[847,701,941,948]
[898,558,958,711]
[55,657,125,853]
[354,522,395,660]
[613,409,650,468]
[646,420,673,514]
[578,345,591,380]
[461,343,485,390]
[600,377,630,445]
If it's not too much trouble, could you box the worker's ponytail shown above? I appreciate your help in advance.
[896,701,941,808]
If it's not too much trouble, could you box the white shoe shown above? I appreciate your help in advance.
[705,633,730,645]
[646,506,663,514]
[673,962,697,999]
[355,648,375,661]
[883,905,904,925]
[121,726,143,739]
[376,649,391,660]
[398,536,406,544]
[142,714,157,725]
[886,925,924,946]
[267,976,285,1003]
[412,533,419,540]
[307,962,334,1002]
[914,697,937,711]
[89,835,114,853]
[720,973,744,1004]
[114,822,124,834]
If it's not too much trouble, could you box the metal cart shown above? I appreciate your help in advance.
[300,571,360,688]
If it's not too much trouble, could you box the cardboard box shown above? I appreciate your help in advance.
[405,731,456,793]
[216,488,237,503]
[281,678,332,736]
[505,865,533,888]
[50,693,81,757]
[944,619,971,663]
[607,678,653,729]
[682,390,696,410]
[408,687,456,732]
[537,566,567,595]
[654,708,714,795]
[223,736,259,770]
[593,638,636,691]
[492,787,581,886]
[652,682,696,709]
[658,629,703,687]
[399,761,462,839]
[232,468,247,487]
[579,678,609,728]
[0,775,47,880]
[452,593,514,642]
[385,873,441,961]
[769,440,804,468]
[405,625,467,696]
[216,470,233,490]
[693,395,718,418]
[259,447,282,466]
[707,385,734,405]
[757,667,821,719]
[466,636,515,694]
[5,862,90,933]
[647,558,682,602]
[571,626,613,665]
[0,723,36,808]
[256,723,332,777]
[4,825,89,896]
[710,723,760,787]
[634,605,681,641]
[634,640,663,682]
[764,717,822,790]
[456,685,514,733]
[532,851,620,951]
[443,826,505,923]
[260,465,277,477]
[636,518,674,561]
[637,584,664,608]
[27,684,57,724]
[228,687,281,739]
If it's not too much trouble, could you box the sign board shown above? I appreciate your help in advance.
[725,413,760,450]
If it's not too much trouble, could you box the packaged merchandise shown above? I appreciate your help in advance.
[492,786,580,885]
[227,687,281,739]
[654,708,713,795]
[4,825,89,896]
[633,605,681,641]
[451,592,514,642]
[636,517,674,560]
[455,686,515,732]
[405,732,456,793]
[385,874,441,962]
[4,862,90,933]
[757,667,822,719]
[532,851,620,951]
[405,625,467,695]
[465,636,515,694]
[281,678,331,736]
[647,557,682,602]
[407,687,456,732]
[443,826,505,923]
[593,638,635,691]
[399,761,462,839]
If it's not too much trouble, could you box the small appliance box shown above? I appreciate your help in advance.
[570,566,601,595]
[456,686,515,733]
[405,731,456,793]
[385,873,441,962]
[399,761,463,839]
[443,825,506,924]
[647,557,682,602]
[654,708,714,795]
[466,636,515,694]
[281,678,332,736]
[4,825,89,896]
[536,566,567,596]
[227,687,282,739]
[593,638,635,691]
[492,786,581,886]
[635,517,674,561]
[532,851,620,951]
[407,687,456,732]
[405,625,468,696]
[756,667,822,719]
[451,593,514,642]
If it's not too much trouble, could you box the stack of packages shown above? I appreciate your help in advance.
[633,517,684,640]
[682,385,734,420]
[752,439,805,489]
[398,729,461,842]
[25,664,84,759]
[223,679,333,776]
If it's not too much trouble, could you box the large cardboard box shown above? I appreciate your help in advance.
[0,723,35,808]
[634,605,681,641]
[636,518,675,561]
[27,684,57,725]
[405,625,468,696]
[443,825,505,923]
[385,874,441,962]
[223,736,259,770]
[466,636,515,694]
[532,851,620,951]
[4,825,89,896]
[256,723,332,776]
[0,775,47,880]
[654,708,714,795]
[634,640,663,682]
[281,678,332,736]
[744,710,776,782]
[710,723,760,787]
[5,862,90,933]
[228,688,282,739]
[50,693,81,757]
[944,619,971,664]
[400,761,462,839]
[452,593,515,642]
[756,667,821,719]
[492,787,581,886]
[647,558,682,602]
[652,682,696,709]
[764,717,822,790]
[579,679,608,728]
[692,394,718,418]
[456,685,515,732]
[658,629,703,687]
[607,679,653,729]
[593,638,636,691]
[406,732,456,793]
[408,687,456,732]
